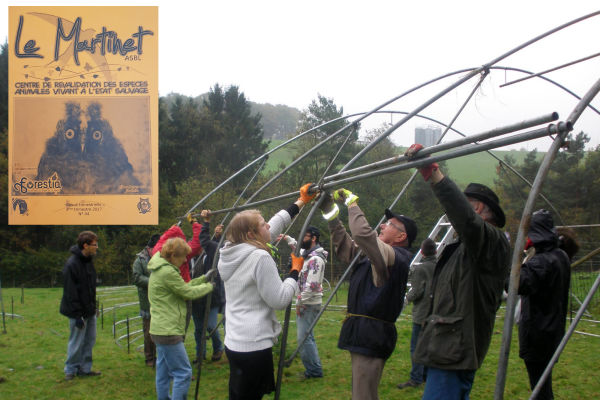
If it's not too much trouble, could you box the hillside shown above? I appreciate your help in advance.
[264,139,544,187]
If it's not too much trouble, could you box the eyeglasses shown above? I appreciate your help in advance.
[385,220,405,233]
[88,243,99,247]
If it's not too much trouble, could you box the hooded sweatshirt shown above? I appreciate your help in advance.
[219,242,297,352]
[147,253,213,337]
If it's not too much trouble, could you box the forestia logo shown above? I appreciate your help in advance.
[13,172,62,194]
[12,199,29,215]
[137,198,151,214]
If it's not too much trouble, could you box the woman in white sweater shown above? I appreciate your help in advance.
[218,184,314,400]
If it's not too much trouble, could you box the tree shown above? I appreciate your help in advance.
[202,84,268,179]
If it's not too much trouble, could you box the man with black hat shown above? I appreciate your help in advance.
[405,144,510,399]
[319,188,415,400]
[132,233,161,367]
[280,226,327,379]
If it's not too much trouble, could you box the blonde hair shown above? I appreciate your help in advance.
[227,210,270,252]
[161,237,191,264]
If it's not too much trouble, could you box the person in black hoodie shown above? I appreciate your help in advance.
[190,209,226,362]
[519,210,572,400]
[59,231,101,381]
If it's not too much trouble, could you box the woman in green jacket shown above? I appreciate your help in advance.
[148,237,213,400]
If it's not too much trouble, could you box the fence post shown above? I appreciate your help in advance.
[126,316,130,354]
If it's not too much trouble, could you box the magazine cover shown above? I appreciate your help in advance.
[8,6,158,224]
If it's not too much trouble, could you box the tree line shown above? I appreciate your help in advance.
[0,42,597,287]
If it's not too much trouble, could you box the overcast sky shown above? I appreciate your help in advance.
[4,1,600,149]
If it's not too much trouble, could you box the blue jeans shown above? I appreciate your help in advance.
[192,306,223,358]
[64,316,96,375]
[410,322,426,383]
[422,368,476,400]
[155,341,192,400]
[296,304,323,377]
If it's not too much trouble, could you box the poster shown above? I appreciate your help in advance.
[8,6,158,225]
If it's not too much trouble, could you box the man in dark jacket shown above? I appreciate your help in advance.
[59,231,101,381]
[397,238,436,389]
[132,233,161,367]
[320,188,415,400]
[406,143,511,400]
[191,210,226,362]
[519,209,571,400]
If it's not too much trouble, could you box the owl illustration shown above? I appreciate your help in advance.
[83,102,141,193]
[37,102,89,192]
[36,102,142,194]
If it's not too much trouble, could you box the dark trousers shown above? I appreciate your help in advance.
[525,359,554,400]
[225,347,275,400]
[142,317,156,365]
[409,322,427,383]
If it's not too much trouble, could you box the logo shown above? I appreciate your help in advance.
[12,199,29,215]
[13,173,62,194]
[137,198,151,214]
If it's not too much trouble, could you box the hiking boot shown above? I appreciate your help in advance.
[79,370,101,377]
[64,373,75,381]
[211,350,223,361]
[397,380,421,389]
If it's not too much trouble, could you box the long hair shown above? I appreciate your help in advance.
[226,210,270,252]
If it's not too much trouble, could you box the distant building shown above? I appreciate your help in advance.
[415,126,441,147]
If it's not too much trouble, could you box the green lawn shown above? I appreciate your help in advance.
[0,286,598,399]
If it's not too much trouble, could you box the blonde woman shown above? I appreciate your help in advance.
[148,237,214,400]
[218,184,314,400]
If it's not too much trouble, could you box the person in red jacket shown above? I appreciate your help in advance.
[153,216,203,282]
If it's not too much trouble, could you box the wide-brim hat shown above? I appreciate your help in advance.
[384,209,417,247]
[463,183,506,228]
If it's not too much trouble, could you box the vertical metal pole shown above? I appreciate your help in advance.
[275,195,326,400]
[126,316,130,354]
[113,308,116,339]
[495,77,600,400]
[11,297,14,319]
[0,272,6,334]
[101,304,104,330]
[21,286,24,304]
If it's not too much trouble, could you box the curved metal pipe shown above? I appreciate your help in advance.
[342,10,600,171]
[495,77,600,400]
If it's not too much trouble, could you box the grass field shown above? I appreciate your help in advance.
[0,285,598,399]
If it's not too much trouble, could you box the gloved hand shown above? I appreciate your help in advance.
[187,213,198,224]
[290,254,304,273]
[190,276,207,285]
[75,317,85,329]
[267,243,281,263]
[298,183,317,204]
[195,282,215,298]
[333,189,359,206]
[190,269,216,285]
[319,192,339,221]
[404,143,439,181]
